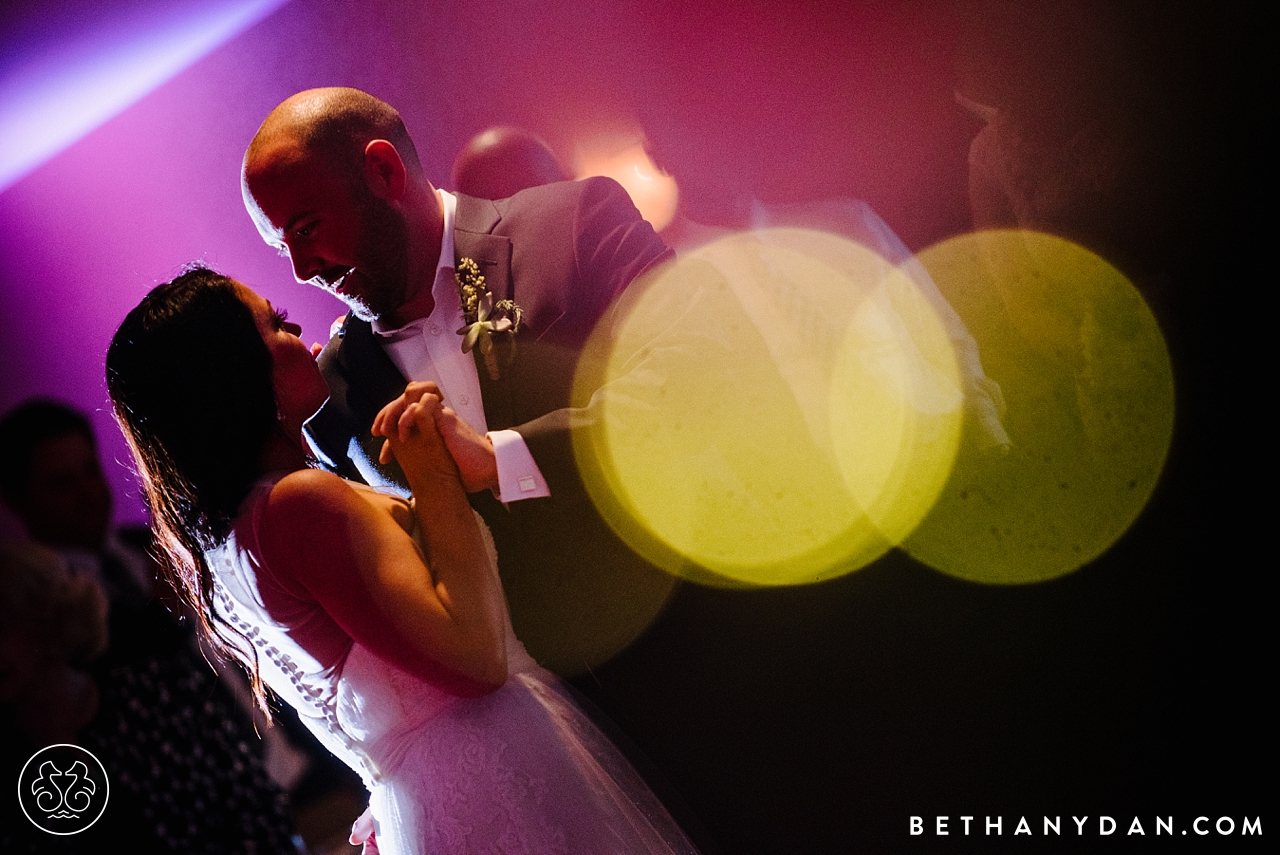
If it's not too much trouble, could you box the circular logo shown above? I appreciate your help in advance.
[17,744,109,835]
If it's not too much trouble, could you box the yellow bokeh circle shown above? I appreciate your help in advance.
[572,228,965,586]
[901,230,1175,583]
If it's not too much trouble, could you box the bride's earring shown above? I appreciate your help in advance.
[274,404,294,440]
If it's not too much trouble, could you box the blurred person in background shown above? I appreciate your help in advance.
[0,399,306,853]
[451,126,567,200]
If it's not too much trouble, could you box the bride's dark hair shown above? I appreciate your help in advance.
[106,265,278,705]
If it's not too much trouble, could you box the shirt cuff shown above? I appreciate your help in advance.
[488,429,551,502]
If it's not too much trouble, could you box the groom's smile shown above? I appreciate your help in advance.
[322,266,384,323]
[322,266,356,296]
[244,156,412,323]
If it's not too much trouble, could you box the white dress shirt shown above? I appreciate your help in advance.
[372,190,550,502]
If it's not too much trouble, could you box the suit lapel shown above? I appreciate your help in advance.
[453,194,512,301]
[304,315,407,483]
[453,194,516,430]
[338,316,407,415]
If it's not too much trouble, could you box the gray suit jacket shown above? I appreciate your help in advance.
[304,177,677,673]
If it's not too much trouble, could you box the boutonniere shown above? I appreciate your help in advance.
[456,257,523,380]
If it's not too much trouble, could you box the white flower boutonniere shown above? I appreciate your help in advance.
[456,257,522,380]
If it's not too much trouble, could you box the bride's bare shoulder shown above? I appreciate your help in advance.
[254,470,389,579]
[257,470,388,542]
[266,468,358,509]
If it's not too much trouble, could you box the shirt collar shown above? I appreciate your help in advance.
[373,189,458,338]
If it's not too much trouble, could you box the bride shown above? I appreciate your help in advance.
[106,266,698,855]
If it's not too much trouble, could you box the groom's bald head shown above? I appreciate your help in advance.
[241,88,446,327]
[244,87,422,185]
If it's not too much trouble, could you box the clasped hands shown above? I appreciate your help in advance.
[356,383,498,851]
[372,381,499,493]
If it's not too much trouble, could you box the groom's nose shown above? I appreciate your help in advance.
[287,246,321,285]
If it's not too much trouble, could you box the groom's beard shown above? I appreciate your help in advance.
[340,197,413,323]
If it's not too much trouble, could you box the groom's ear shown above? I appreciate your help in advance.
[363,140,407,201]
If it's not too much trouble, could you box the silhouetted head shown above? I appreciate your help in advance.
[107,265,326,710]
[451,126,567,200]
[107,267,277,551]
[0,400,112,550]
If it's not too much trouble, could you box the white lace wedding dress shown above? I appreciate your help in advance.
[208,476,698,855]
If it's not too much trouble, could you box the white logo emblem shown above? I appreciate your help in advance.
[18,744,109,835]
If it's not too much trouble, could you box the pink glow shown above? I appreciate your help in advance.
[0,1,974,532]
[574,132,679,232]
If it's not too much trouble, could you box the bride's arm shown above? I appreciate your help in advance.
[256,394,508,696]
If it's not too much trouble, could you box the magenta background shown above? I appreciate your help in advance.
[1,0,977,535]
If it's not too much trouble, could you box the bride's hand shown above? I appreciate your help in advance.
[373,382,498,493]
[372,381,441,443]
[372,382,458,481]
[350,807,379,853]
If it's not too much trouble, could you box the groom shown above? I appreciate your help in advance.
[241,88,677,673]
